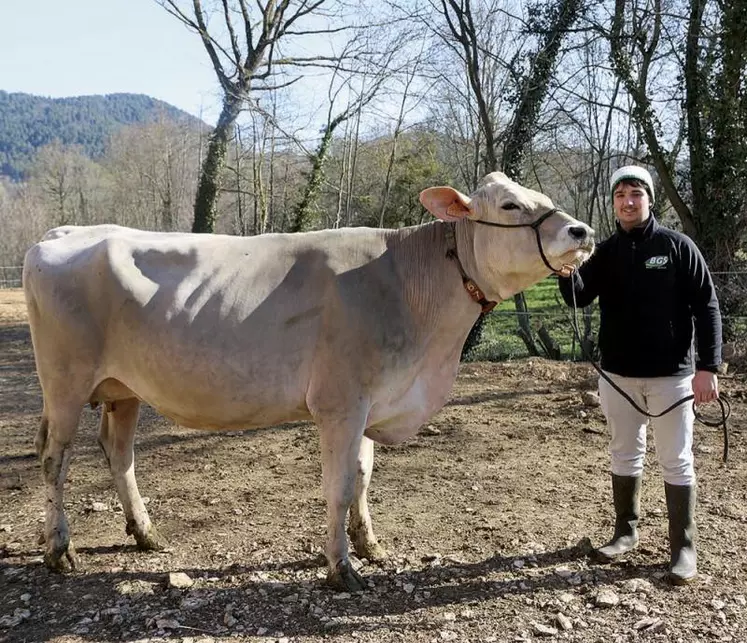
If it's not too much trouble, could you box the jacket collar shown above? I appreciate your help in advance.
[616,213,658,241]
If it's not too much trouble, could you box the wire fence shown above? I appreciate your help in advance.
[468,310,747,364]
[0,266,22,288]
[467,271,747,364]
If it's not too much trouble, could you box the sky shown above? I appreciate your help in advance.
[1,0,223,124]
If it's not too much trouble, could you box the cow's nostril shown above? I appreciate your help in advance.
[568,225,588,241]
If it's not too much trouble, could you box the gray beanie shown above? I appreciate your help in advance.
[610,165,655,204]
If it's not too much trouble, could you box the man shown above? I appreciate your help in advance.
[558,165,722,585]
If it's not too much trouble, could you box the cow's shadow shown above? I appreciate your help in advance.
[1,543,671,642]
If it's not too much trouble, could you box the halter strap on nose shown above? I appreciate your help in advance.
[472,207,565,275]
[472,207,560,231]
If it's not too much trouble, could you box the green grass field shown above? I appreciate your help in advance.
[466,277,600,362]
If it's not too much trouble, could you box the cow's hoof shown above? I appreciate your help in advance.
[44,543,78,573]
[133,526,167,551]
[355,540,387,563]
[327,560,367,592]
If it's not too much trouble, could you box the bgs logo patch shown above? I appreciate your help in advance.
[644,255,669,269]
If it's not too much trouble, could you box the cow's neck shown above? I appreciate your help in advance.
[387,222,490,342]
[452,220,514,303]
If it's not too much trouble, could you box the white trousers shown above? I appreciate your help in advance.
[598,371,696,486]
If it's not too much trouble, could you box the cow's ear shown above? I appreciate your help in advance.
[419,187,473,221]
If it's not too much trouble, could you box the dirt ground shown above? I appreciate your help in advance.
[1,287,746,643]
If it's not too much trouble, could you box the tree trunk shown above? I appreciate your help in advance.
[379,60,419,228]
[334,120,351,228]
[686,0,747,271]
[266,100,277,234]
[537,324,561,360]
[345,90,363,227]
[513,293,540,357]
[581,305,596,360]
[192,94,243,233]
[502,0,583,179]
[290,124,338,233]
[235,126,246,236]
[609,0,696,237]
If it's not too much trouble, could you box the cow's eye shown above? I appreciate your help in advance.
[502,203,519,210]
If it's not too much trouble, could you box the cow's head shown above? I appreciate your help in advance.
[420,172,594,300]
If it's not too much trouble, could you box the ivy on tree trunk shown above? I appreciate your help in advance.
[192,95,243,233]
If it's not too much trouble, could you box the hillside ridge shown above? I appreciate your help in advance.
[0,91,206,180]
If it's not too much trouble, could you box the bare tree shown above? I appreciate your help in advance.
[156,0,366,233]
[343,78,364,227]
[607,0,690,221]
[431,0,585,357]
[425,0,513,185]
[29,141,101,228]
[229,125,248,235]
[105,120,200,231]
[333,113,353,228]
[437,0,501,173]
[502,0,584,358]
[501,1,585,180]
[0,183,50,267]
[378,53,424,227]
[290,46,395,232]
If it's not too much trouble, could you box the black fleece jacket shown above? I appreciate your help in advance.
[558,215,722,377]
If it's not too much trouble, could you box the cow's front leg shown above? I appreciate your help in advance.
[38,407,81,572]
[319,420,367,591]
[348,436,387,562]
[98,398,165,551]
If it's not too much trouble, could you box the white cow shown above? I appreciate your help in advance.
[23,172,593,590]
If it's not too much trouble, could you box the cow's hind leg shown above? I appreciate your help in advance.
[98,398,165,551]
[318,416,368,591]
[348,436,387,562]
[38,405,82,572]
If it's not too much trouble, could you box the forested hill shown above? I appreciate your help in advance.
[0,91,204,180]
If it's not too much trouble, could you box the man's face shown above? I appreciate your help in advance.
[613,181,651,231]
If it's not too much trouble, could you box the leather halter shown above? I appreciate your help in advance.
[445,207,565,314]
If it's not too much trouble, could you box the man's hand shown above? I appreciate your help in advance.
[692,370,719,406]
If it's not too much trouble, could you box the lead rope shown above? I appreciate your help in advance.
[567,270,731,462]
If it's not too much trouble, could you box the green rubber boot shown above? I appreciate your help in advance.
[596,474,641,561]
[665,482,697,585]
